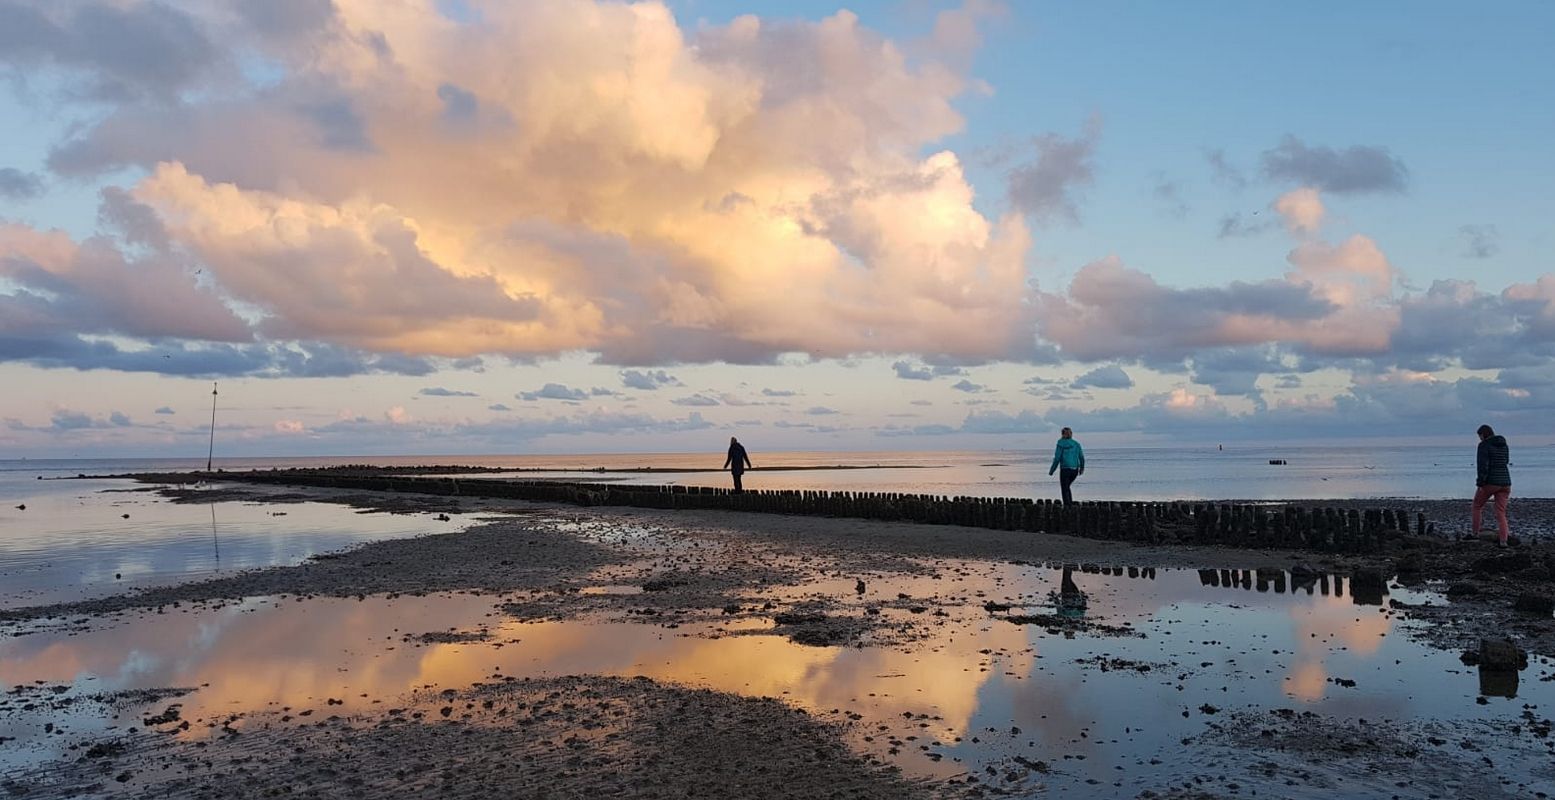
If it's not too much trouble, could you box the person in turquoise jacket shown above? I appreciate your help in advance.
[1048,427,1085,506]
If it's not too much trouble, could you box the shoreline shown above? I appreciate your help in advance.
[3,482,1551,655]
[3,482,1552,799]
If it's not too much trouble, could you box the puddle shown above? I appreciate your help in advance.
[578,585,645,596]
[2,563,1551,796]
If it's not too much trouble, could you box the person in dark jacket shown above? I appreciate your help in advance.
[1472,424,1512,546]
[724,437,752,493]
[1048,427,1085,506]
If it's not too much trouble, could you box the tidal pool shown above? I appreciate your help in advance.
[2,562,1550,797]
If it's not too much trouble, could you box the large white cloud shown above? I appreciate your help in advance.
[0,0,1549,400]
[5,0,1034,366]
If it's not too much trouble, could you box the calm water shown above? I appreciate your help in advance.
[1,563,1550,795]
[5,443,1550,500]
[0,474,477,609]
[2,446,1547,609]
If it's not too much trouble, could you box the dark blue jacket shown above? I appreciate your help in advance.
[1477,435,1511,487]
[724,443,751,474]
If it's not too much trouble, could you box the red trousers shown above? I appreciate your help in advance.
[1472,484,1511,543]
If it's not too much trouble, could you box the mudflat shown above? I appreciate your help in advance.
[2,482,1552,799]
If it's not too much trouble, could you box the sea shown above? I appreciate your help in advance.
[0,445,1548,608]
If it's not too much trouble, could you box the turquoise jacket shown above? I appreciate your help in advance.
[1050,438,1084,474]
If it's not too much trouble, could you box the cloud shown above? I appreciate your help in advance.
[0,0,222,100]
[153,406,175,415]
[5,2,1036,369]
[50,409,96,431]
[1187,347,1285,398]
[620,369,681,390]
[419,387,478,397]
[1152,175,1188,218]
[1260,136,1407,194]
[1216,212,1274,239]
[1459,224,1500,260]
[959,408,1046,434]
[1204,148,1247,190]
[0,216,253,344]
[671,393,720,407]
[1036,257,1342,362]
[0,335,440,379]
[519,383,589,402]
[760,387,797,397]
[1071,365,1133,389]
[108,411,131,427]
[892,360,966,381]
[950,378,992,393]
[805,406,839,415]
[487,403,511,412]
[1273,187,1324,234]
[0,167,44,200]
[1006,116,1101,223]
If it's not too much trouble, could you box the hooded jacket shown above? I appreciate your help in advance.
[1050,438,1085,474]
[1477,435,1511,487]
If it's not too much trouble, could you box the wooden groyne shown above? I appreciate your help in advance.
[151,470,1430,554]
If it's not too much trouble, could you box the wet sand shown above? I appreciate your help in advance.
[3,483,1553,799]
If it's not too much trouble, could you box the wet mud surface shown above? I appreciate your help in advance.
[2,483,1554,798]
[8,676,927,800]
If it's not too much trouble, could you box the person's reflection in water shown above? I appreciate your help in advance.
[1054,566,1088,619]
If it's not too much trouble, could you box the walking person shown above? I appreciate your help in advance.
[1472,424,1512,546]
[1048,427,1085,506]
[724,436,752,493]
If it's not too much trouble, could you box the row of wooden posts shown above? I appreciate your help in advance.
[210,471,1427,554]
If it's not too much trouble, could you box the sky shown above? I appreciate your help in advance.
[1,0,1552,458]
